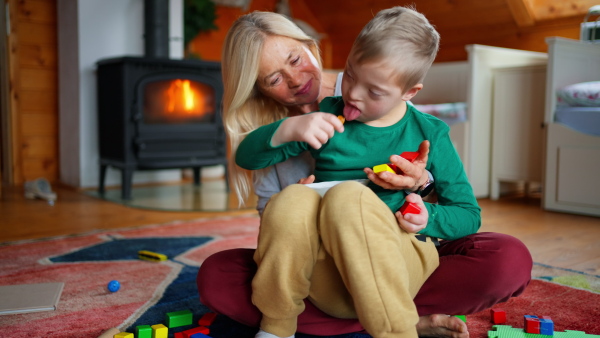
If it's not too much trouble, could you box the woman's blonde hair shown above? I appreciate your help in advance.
[221,11,322,205]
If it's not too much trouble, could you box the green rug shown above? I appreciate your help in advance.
[532,262,600,293]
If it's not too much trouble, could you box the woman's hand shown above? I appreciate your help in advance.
[364,140,430,191]
[396,193,429,233]
[271,113,344,149]
[297,175,315,184]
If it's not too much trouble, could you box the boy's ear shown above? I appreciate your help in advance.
[402,83,423,101]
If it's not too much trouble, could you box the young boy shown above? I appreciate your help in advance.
[236,6,480,338]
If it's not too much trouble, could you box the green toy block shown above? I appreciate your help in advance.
[136,324,152,338]
[165,309,193,328]
[488,325,600,338]
[454,315,466,322]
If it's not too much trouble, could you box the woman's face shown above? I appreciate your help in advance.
[256,35,322,108]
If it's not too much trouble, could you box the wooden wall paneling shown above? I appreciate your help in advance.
[531,0,600,21]
[17,0,58,184]
[7,0,23,185]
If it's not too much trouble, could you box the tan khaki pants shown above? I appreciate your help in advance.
[252,182,439,338]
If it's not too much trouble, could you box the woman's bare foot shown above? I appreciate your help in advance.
[416,314,469,338]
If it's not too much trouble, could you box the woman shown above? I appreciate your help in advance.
[197,11,532,337]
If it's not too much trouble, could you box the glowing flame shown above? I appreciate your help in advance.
[165,79,204,115]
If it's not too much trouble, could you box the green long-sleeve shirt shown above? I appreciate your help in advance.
[237,96,480,240]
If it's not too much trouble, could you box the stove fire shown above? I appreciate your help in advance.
[144,79,215,124]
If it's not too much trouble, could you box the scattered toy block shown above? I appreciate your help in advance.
[491,308,506,324]
[400,201,421,215]
[136,325,152,338]
[114,333,133,338]
[198,312,217,326]
[524,315,541,334]
[138,250,168,262]
[190,334,211,338]
[540,317,554,335]
[151,324,168,338]
[166,309,193,328]
[174,333,184,338]
[454,315,466,323]
[182,326,210,338]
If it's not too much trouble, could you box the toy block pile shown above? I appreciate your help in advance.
[111,310,217,338]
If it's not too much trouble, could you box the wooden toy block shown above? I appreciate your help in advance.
[491,308,506,324]
[138,250,168,262]
[524,315,540,334]
[114,333,133,338]
[198,312,217,326]
[373,164,397,174]
[540,318,554,335]
[400,201,421,215]
[136,325,153,338]
[182,326,210,338]
[151,324,168,338]
[400,151,420,163]
[166,309,193,328]
[454,315,466,322]
[174,333,184,338]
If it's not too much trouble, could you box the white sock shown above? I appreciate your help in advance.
[255,328,295,338]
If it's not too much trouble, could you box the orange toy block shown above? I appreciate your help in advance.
[400,201,421,215]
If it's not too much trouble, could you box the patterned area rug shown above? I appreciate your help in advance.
[0,216,598,337]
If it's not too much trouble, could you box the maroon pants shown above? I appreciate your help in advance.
[197,232,532,336]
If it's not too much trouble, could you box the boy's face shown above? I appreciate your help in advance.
[255,35,322,109]
[341,54,421,126]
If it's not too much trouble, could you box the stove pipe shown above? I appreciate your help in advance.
[144,0,170,58]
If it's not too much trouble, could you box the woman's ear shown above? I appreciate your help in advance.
[402,83,423,101]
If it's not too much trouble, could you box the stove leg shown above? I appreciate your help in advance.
[193,167,201,186]
[121,168,134,200]
[99,164,108,195]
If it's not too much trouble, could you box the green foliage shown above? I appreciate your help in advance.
[184,0,218,46]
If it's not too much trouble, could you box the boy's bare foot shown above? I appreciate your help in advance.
[416,314,469,338]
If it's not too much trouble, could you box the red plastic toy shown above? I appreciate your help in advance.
[400,201,421,215]
[490,308,506,324]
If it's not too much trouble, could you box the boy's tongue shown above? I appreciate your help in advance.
[343,105,361,121]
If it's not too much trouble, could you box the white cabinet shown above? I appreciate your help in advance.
[490,65,546,200]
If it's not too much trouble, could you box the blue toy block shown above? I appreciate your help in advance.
[540,318,554,335]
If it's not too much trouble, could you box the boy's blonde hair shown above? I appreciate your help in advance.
[351,6,440,93]
[221,11,322,204]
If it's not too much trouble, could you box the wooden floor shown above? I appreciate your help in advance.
[1,184,599,275]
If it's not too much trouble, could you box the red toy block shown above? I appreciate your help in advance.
[400,201,421,215]
[490,308,506,324]
[198,312,217,326]
[174,333,185,338]
[400,151,420,163]
[182,326,210,338]
[525,315,541,334]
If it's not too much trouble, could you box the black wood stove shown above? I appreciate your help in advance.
[96,0,226,200]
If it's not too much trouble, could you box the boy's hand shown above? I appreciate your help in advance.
[272,113,344,149]
[395,193,428,233]
[364,140,430,190]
